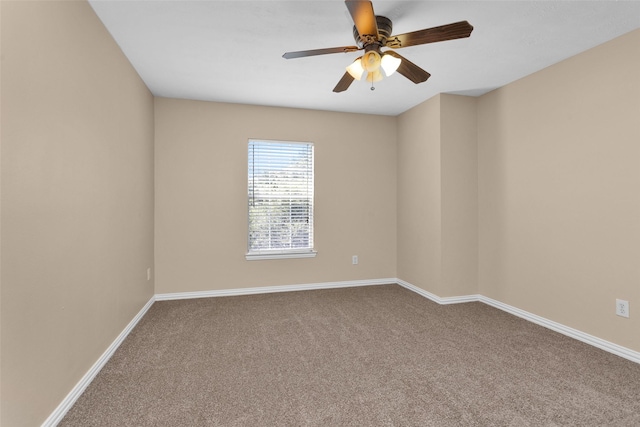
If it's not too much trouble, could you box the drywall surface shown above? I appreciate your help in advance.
[440,95,478,297]
[154,98,397,293]
[1,2,154,425]
[397,95,442,294]
[0,2,3,422]
[397,94,478,298]
[478,29,640,352]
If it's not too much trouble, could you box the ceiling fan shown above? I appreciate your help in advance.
[283,0,474,92]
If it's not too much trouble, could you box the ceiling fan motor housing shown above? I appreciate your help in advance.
[353,15,392,49]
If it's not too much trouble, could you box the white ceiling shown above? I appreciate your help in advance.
[88,1,640,116]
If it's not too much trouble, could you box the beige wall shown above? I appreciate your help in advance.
[397,94,477,297]
[0,1,3,422]
[154,98,397,293]
[397,95,442,293]
[478,29,640,352]
[398,30,639,353]
[441,95,478,297]
[1,1,155,426]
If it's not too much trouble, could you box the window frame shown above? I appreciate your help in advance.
[245,139,316,261]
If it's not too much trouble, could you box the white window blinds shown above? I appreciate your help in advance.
[247,140,314,257]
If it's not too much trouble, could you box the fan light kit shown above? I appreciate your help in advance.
[283,0,473,92]
[346,51,402,82]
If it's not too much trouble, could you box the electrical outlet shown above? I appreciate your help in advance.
[147,268,151,281]
[616,299,629,318]
[352,255,358,265]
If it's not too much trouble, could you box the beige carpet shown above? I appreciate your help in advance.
[60,284,640,426]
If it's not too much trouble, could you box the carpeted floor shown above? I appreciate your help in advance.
[60,284,640,426]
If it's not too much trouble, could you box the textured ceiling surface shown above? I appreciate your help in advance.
[88,1,640,116]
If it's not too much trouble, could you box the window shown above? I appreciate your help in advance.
[246,140,315,260]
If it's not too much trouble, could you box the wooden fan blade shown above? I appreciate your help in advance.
[333,72,355,93]
[345,0,379,39]
[386,21,473,49]
[283,46,360,59]
[385,51,430,84]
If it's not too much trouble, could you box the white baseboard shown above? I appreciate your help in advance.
[395,278,640,365]
[154,278,396,301]
[45,278,640,426]
[42,296,155,427]
[395,279,481,304]
[478,295,640,365]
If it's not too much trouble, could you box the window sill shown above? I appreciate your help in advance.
[245,250,317,261]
